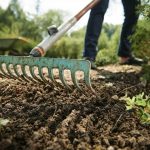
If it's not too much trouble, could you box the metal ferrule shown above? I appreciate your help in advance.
[30,46,45,57]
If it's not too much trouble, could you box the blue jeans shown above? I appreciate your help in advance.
[83,0,140,60]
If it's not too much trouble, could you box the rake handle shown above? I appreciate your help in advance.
[30,0,101,57]
[75,0,101,21]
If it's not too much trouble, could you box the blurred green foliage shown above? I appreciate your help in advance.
[131,0,150,59]
[96,24,121,65]
[0,0,64,55]
[130,20,150,59]
[46,35,83,59]
[130,0,150,83]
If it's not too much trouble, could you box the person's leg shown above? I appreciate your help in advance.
[118,0,140,57]
[83,0,109,61]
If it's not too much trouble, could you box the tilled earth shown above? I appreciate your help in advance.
[0,64,150,150]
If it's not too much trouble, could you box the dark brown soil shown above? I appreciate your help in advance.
[0,64,150,150]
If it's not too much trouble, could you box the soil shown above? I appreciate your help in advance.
[0,64,150,150]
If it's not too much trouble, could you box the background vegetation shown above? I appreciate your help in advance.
[0,0,149,65]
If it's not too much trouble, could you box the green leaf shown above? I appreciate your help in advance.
[147,100,150,109]
[141,113,148,121]
[135,99,147,107]
[126,97,135,106]
[137,108,144,116]
[126,105,133,110]
[141,113,150,122]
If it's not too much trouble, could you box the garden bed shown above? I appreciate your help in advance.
[0,64,150,150]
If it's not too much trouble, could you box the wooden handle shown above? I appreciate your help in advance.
[75,0,101,20]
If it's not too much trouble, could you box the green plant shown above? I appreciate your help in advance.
[130,0,150,59]
[130,20,150,59]
[124,93,150,125]
[96,24,121,66]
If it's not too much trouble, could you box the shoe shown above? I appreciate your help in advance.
[85,57,97,70]
[90,61,97,70]
[120,56,147,66]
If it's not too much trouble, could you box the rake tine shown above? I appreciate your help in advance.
[59,68,72,91]
[0,72,9,79]
[84,72,96,94]
[29,66,44,83]
[0,63,12,79]
[0,64,5,77]
[48,68,63,88]
[0,73,3,77]
[71,71,82,92]
[38,67,50,83]
[38,67,56,87]
[0,71,5,78]
[21,65,37,83]
[13,65,29,82]
[5,64,21,81]
[39,67,56,87]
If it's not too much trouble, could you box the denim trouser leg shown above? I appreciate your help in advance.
[118,0,140,57]
[83,0,109,60]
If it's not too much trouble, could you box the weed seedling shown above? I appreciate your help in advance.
[124,93,150,125]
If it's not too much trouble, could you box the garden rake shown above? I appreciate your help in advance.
[0,0,101,93]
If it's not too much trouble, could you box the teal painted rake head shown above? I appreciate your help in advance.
[0,55,95,93]
[0,0,101,94]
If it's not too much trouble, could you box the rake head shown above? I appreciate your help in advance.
[0,55,95,93]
